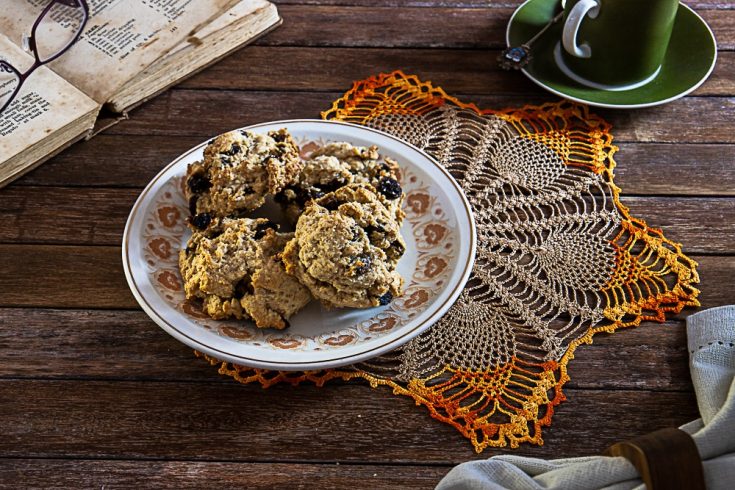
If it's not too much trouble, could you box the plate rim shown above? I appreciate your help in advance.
[122,118,477,370]
[506,0,718,109]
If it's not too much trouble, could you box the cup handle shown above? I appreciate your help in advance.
[562,0,600,59]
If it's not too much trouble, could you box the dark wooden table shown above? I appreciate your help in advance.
[1,1,734,488]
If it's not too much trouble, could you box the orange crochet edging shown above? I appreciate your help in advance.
[201,71,700,453]
[198,352,566,450]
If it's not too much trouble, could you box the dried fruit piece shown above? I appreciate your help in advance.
[187,173,211,194]
[377,292,393,306]
[351,255,372,276]
[190,212,212,230]
[377,177,402,200]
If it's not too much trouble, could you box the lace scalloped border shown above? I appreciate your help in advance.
[198,71,700,453]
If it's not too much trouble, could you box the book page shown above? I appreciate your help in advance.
[0,0,237,103]
[107,0,280,113]
[175,0,274,51]
[0,34,98,162]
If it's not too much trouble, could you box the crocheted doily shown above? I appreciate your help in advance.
[198,72,700,453]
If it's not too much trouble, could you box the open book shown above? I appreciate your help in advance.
[0,0,280,187]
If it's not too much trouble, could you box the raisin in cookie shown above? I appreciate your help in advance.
[275,142,404,225]
[282,184,405,309]
[185,129,301,226]
[179,217,311,329]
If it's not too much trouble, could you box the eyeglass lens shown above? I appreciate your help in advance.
[0,61,20,113]
[33,0,87,64]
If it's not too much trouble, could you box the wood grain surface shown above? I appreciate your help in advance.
[101,90,735,143]
[0,309,693,391]
[177,46,735,96]
[0,461,449,490]
[1,1,733,488]
[14,136,735,195]
[2,187,733,251]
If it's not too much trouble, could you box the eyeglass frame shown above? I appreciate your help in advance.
[0,0,90,114]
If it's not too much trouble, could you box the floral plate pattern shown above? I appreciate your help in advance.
[123,120,475,370]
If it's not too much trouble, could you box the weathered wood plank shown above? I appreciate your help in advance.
[182,46,531,94]
[0,245,137,309]
[178,46,734,97]
[611,143,735,196]
[263,6,509,49]
[596,97,735,144]
[258,5,735,50]
[14,135,204,188]
[107,90,340,138]
[0,309,216,381]
[0,187,139,245]
[1,187,732,252]
[0,308,694,392]
[0,246,728,309]
[14,135,735,197]
[618,197,735,254]
[0,380,699,463]
[0,0,728,475]
[700,9,735,49]
[102,89,735,144]
[0,460,449,490]
[564,321,693,392]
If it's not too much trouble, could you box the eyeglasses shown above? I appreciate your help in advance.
[0,0,89,115]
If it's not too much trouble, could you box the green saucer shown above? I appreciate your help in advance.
[506,0,717,108]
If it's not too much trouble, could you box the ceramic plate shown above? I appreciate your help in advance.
[123,120,476,371]
[507,0,717,108]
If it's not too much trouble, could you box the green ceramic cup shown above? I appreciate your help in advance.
[557,0,679,90]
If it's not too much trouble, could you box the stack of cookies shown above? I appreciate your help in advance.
[179,128,406,330]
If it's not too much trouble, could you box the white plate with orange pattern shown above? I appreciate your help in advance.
[122,120,475,370]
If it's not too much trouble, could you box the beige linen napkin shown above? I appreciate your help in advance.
[436,305,735,490]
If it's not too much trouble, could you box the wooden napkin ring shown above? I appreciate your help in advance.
[604,427,705,490]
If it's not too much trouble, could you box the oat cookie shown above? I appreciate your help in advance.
[185,129,301,226]
[274,142,404,224]
[179,217,311,329]
[282,184,405,309]
[240,231,313,330]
